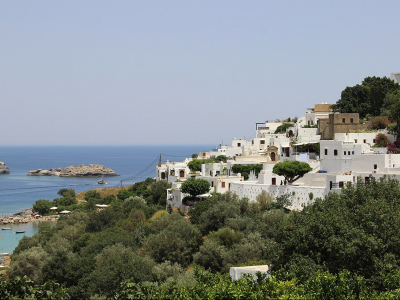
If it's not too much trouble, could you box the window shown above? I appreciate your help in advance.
[373,139,376,143]
[354,139,358,143]
[348,151,350,155]
[350,118,354,123]
[344,151,346,155]
[272,178,276,185]
[374,164,377,170]
[179,170,185,178]
[339,181,344,188]
[211,181,214,187]
[334,149,338,156]
[237,143,241,147]
[260,140,265,144]
[161,172,166,179]
[228,183,231,191]
[342,118,346,123]
[352,151,354,154]
[325,149,328,155]
[221,181,225,188]
[363,139,367,143]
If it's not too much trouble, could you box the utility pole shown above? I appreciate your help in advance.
[120,180,123,187]
[159,153,162,166]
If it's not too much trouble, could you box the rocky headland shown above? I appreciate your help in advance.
[0,161,10,174]
[28,164,118,177]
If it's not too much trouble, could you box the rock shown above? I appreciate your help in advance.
[28,164,118,177]
[0,161,10,174]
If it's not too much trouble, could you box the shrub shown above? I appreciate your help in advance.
[368,116,391,130]
[375,133,389,147]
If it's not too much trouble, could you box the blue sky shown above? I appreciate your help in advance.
[1,1,399,145]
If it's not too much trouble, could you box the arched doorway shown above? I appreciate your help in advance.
[267,146,278,162]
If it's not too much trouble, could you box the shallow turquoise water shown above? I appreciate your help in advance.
[0,221,56,254]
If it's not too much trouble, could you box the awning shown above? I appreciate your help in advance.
[59,210,71,214]
[50,207,58,210]
[280,142,290,148]
[293,141,319,146]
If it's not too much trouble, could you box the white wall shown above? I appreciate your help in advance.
[230,182,326,209]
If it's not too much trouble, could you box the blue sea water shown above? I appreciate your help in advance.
[0,145,213,253]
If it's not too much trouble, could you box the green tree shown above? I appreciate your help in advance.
[382,90,400,141]
[84,190,101,201]
[150,180,170,206]
[273,161,312,184]
[275,176,400,290]
[274,123,292,134]
[89,243,155,298]
[117,189,134,201]
[181,178,210,198]
[8,247,49,284]
[32,199,52,215]
[332,76,400,118]
[231,164,263,180]
[187,159,202,172]
[57,188,76,198]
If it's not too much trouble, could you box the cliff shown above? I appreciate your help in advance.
[28,164,118,177]
[0,161,10,174]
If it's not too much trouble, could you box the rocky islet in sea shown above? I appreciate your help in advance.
[0,161,10,174]
[28,164,118,177]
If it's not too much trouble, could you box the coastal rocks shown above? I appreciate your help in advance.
[28,164,118,177]
[0,161,10,174]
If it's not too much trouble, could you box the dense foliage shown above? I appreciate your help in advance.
[374,133,389,147]
[331,76,400,118]
[294,142,320,156]
[8,176,400,298]
[231,164,263,180]
[274,123,292,134]
[187,155,230,173]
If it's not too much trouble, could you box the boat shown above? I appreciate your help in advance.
[98,175,107,185]
[15,230,25,234]
[0,253,10,256]
[1,227,11,230]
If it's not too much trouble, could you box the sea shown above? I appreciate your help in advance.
[0,145,213,254]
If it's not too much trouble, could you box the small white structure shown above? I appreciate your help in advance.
[230,265,270,281]
[391,72,400,84]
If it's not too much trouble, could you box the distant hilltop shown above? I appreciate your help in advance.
[0,161,10,174]
[28,164,118,177]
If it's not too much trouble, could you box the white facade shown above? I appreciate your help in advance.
[391,72,400,84]
[156,159,191,184]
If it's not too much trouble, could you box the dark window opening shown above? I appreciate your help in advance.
[325,149,328,155]
[342,118,346,123]
[350,118,354,123]
[334,149,338,156]
[272,178,276,185]
[339,181,344,188]
[374,164,377,170]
